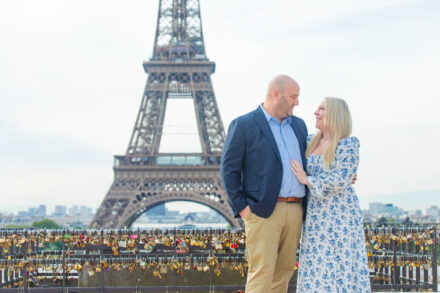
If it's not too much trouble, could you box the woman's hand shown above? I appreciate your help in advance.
[290,159,309,185]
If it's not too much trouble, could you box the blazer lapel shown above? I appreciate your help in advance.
[290,117,305,158]
[252,107,282,163]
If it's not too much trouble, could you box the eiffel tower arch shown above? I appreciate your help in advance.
[90,0,241,228]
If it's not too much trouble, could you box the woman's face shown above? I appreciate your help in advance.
[314,100,326,131]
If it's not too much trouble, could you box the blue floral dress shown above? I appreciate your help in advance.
[296,136,371,293]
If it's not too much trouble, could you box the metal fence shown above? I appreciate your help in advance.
[0,226,437,292]
[366,224,438,291]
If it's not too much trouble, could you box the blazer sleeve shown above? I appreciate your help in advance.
[307,137,359,198]
[220,119,248,217]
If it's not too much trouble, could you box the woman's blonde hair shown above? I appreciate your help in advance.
[306,97,352,166]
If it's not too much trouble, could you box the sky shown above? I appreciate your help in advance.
[0,0,439,215]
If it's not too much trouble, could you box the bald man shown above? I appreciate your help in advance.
[221,75,308,292]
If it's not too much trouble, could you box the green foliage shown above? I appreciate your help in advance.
[3,223,29,228]
[29,219,63,250]
[43,241,63,251]
[31,219,61,229]
[375,216,396,224]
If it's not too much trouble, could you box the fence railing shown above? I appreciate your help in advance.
[365,224,438,291]
[0,226,437,292]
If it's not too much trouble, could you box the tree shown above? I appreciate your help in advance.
[376,216,395,225]
[31,219,61,229]
[401,217,413,224]
[3,223,29,229]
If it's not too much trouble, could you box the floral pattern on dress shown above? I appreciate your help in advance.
[297,135,371,293]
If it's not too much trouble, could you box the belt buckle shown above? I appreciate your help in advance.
[278,196,301,203]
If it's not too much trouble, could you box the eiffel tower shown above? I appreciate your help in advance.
[90,0,241,228]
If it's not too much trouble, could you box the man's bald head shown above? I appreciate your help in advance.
[263,74,300,122]
[266,75,299,100]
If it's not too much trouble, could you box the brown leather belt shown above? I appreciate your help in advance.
[277,196,302,203]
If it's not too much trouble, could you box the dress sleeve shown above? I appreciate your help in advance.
[307,136,360,198]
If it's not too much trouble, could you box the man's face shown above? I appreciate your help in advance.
[277,82,300,118]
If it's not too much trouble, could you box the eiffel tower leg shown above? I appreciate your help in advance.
[90,168,242,228]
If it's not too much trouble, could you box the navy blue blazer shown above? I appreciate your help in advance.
[220,106,309,219]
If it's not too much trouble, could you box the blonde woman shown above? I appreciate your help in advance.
[291,97,371,292]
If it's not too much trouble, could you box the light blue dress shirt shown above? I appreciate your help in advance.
[260,105,306,198]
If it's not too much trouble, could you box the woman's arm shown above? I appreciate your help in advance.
[291,137,360,198]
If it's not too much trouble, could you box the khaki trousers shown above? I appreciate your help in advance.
[244,201,303,293]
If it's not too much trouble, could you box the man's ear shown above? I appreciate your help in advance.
[272,89,280,100]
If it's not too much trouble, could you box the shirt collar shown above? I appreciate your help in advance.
[259,104,272,122]
[260,103,291,124]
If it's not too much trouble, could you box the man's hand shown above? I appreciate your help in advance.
[239,206,251,220]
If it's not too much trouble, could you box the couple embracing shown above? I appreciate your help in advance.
[220,75,371,293]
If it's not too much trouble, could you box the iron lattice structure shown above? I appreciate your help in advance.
[90,0,241,228]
